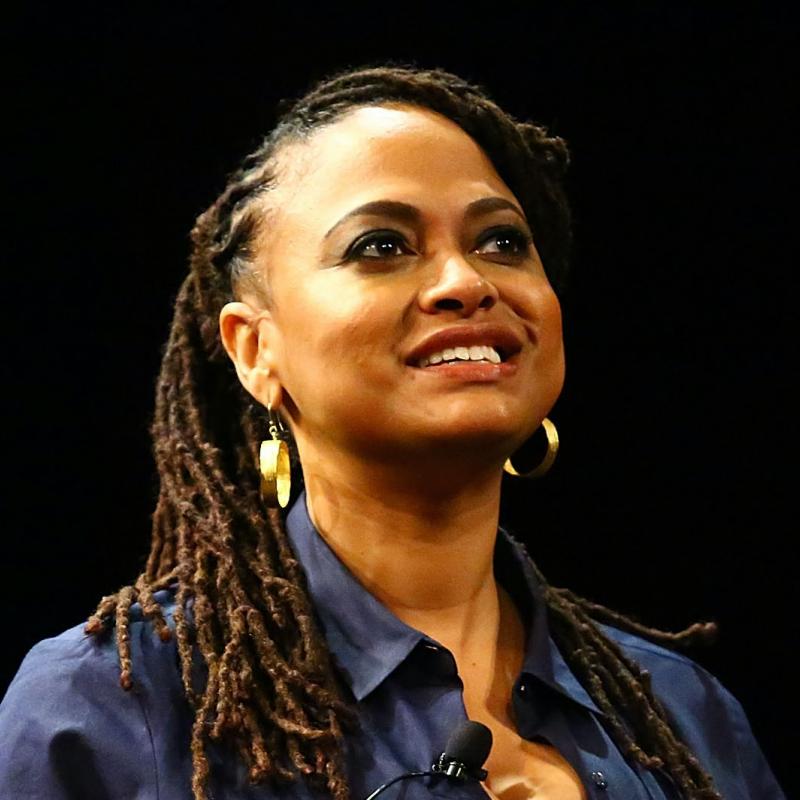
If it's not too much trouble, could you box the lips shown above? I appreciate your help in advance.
[405,323,524,368]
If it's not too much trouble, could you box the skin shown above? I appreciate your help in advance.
[219,105,584,799]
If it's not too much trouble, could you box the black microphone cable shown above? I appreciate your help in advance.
[363,720,493,800]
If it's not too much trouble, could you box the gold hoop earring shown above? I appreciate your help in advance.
[503,417,559,479]
[259,403,291,508]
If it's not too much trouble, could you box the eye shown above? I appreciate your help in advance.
[475,226,533,260]
[344,230,414,261]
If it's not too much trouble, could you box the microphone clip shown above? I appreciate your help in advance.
[431,753,488,782]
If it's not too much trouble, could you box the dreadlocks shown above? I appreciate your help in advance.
[85,64,722,800]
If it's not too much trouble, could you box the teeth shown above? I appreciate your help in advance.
[417,345,502,367]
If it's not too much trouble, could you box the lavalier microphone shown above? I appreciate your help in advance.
[363,720,493,800]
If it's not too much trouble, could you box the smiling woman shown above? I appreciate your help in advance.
[0,65,785,800]
[221,105,564,467]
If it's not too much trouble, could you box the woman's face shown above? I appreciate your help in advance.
[243,105,565,466]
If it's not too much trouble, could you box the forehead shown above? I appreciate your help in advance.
[271,104,515,224]
[305,104,491,174]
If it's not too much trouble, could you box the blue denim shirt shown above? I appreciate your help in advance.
[0,492,786,799]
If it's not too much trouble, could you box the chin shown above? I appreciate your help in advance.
[412,414,535,455]
[418,395,547,437]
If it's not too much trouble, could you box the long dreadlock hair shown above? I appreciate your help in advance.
[85,64,722,800]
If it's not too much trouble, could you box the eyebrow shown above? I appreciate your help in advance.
[323,196,527,240]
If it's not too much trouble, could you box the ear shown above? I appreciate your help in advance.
[218,301,283,409]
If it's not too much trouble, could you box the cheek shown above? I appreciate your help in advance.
[540,290,564,363]
[518,281,566,392]
[274,282,399,392]
[511,278,563,348]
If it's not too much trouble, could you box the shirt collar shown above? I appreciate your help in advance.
[495,529,604,717]
[286,493,424,700]
[286,490,602,717]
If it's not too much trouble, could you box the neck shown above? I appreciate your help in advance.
[299,443,505,654]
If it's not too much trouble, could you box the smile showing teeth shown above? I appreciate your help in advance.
[417,345,501,368]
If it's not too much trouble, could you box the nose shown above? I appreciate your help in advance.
[418,254,499,315]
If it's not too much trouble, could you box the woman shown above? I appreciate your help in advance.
[0,65,785,800]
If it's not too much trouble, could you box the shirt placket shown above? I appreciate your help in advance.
[512,674,670,800]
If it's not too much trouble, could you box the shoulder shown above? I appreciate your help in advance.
[2,616,137,729]
[598,622,759,733]
[0,588,190,798]
[599,622,724,699]
[598,623,787,799]
[598,621,748,733]
[3,587,184,702]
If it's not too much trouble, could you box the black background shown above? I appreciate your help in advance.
[2,2,796,796]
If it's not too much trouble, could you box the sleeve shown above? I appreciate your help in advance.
[717,680,787,800]
[609,629,787,800]
[0,628,160,800]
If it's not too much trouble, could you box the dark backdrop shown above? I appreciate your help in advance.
[3,3,796,796]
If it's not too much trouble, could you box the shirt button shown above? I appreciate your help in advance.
[591,771,608,790]
[419,642,457,678]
